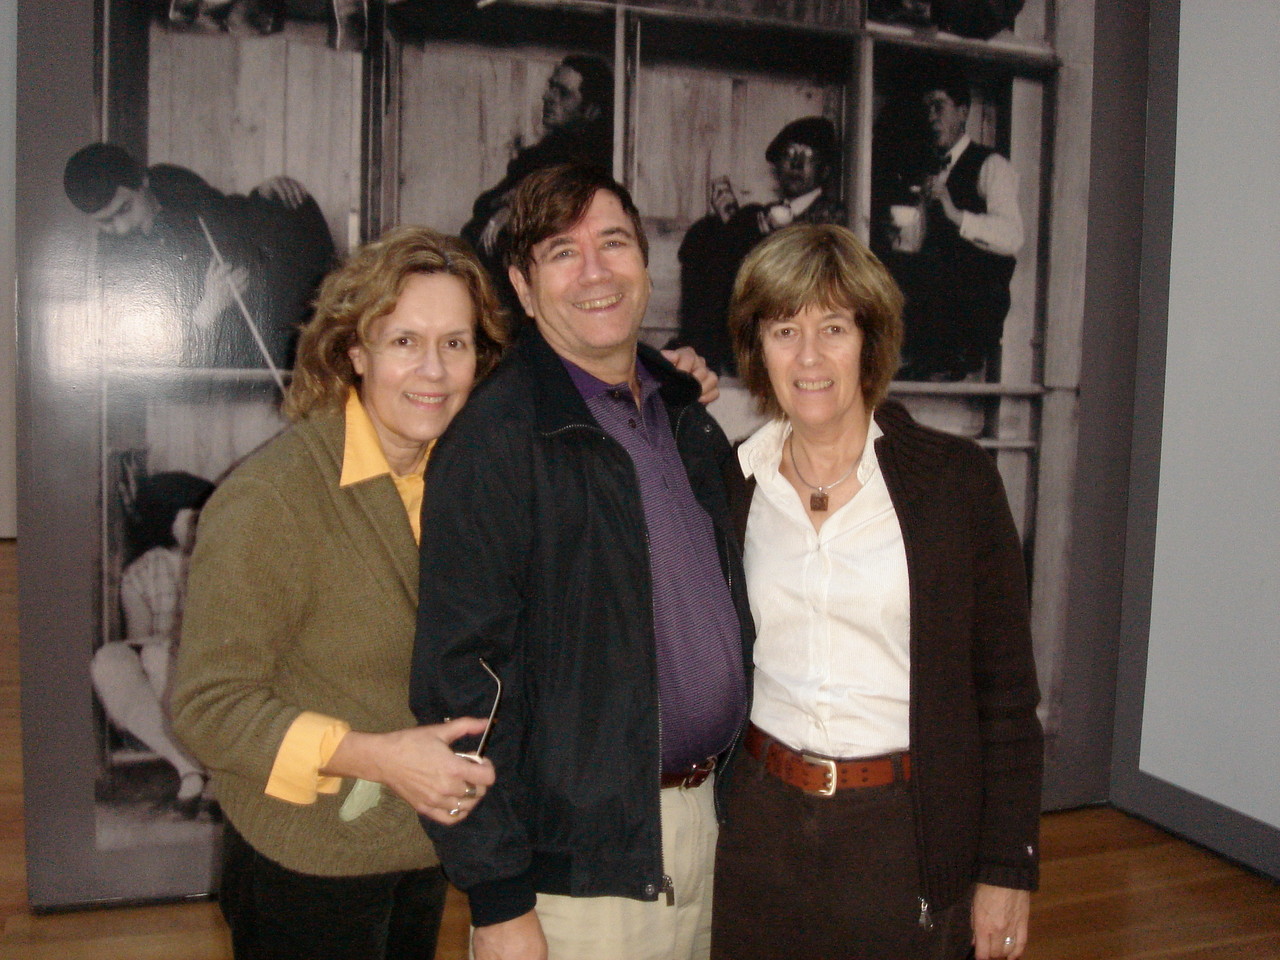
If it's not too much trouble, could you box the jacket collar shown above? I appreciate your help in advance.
[512,325,702,434]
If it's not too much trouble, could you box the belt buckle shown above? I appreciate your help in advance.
[684,756,716,789]
[801,754,838,797]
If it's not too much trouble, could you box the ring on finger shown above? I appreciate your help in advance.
[463,784,477,800]
[448,806,461,817]
[1003,936,1015,948]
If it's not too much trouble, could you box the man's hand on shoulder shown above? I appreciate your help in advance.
[662,346,720,405]
[472,909,548,960]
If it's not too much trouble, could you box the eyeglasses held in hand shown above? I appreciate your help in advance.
[455,657,501,763]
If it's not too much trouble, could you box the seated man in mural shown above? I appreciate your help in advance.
[63,142,335,371]
[461,54,613,317]
[671,116,846,374]
[877,65,1024,381]
[92,471,215,818]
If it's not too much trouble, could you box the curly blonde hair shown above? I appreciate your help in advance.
[284,226,508,421]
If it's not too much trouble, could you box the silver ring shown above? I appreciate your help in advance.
[463,784,477,799]
[1004,936,1015,947]
[448,806,461,817]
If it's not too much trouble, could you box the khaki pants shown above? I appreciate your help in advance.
[528,778,718,960]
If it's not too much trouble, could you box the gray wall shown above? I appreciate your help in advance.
[1112,0,1280,879]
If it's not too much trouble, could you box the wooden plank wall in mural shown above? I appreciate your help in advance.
[148,26,361,254]
[397,43,560,239]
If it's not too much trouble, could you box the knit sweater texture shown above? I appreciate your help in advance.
[172,410,436,876]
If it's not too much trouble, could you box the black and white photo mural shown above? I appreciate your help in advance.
[20,0,1109,908]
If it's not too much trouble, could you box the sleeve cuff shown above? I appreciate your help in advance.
[264,711,352,804]
[464,871,538,928]
[976,859,1039,892]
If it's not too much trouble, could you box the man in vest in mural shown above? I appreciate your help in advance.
[889,64,1024,382]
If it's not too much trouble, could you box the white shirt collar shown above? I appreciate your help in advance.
[738,415,883,485]
[785,187,824,217]
[943,134,972,169]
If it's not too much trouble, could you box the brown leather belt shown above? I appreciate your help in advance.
[745,723,910,797]
[661,756,716,789]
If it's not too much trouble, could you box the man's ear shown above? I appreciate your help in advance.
[579,102,602,124]
[508,264,537,319]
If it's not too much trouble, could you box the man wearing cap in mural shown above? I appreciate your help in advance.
[63,142,334,370]
[671,116,846,375]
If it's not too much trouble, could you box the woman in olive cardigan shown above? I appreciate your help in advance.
[172,227,505,960]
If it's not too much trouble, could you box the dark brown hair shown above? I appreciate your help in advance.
[504,164,648,280]
[729,223,903,417]
[285,226,507,421]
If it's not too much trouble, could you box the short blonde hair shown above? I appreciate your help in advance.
[285,226,507,421]
[729,223,903,418]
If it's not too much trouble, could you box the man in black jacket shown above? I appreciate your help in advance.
[412,164,753,960]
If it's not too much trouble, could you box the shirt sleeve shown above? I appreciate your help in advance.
[120,549,182,643]
[958,152,1024,257]
[264,710,351,804]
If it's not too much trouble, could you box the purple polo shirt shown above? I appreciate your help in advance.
[563,357,747,774]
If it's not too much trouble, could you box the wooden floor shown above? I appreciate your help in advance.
[1,539,1278,959]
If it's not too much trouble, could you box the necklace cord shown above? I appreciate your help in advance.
[788,434,858,494]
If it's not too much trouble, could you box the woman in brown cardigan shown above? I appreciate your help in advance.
[711,224,1042,960]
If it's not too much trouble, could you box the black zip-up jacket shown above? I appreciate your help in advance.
[410,329,755,927]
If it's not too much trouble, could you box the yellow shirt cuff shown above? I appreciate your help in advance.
[265,711,352,804]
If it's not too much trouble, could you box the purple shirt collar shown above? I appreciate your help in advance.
[560,354,656,403]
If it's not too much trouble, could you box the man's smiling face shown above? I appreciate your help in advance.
[509,188,651,380]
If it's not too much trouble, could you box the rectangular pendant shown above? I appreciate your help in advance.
[810,491,829,511]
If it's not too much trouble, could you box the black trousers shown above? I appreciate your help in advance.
[219,820,448,960]
[711,751,972,960]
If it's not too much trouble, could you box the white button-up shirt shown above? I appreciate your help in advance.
[738,417,911,759]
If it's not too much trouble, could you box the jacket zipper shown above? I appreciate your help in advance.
[645,505,674,906]
[577,417,670,906]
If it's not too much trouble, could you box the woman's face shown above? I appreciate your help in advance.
[762,303,867,435]
[348,272,478,474]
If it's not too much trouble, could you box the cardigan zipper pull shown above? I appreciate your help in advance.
[918,897,934,930]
